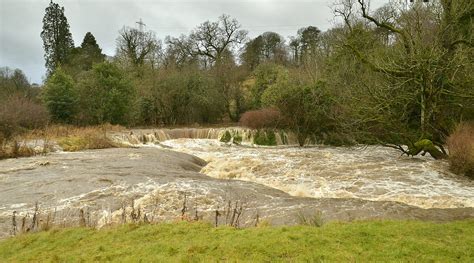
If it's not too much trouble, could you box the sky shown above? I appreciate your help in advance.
[0,0,388,84]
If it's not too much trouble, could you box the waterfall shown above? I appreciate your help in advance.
[110,127,300,146]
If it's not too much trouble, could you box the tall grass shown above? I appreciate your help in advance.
[0,124,125,159]
[39,124,125,152]
[447,122,474,178]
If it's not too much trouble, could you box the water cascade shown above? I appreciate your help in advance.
[110,127,299,146]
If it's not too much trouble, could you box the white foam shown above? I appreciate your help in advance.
[163,139,474,209]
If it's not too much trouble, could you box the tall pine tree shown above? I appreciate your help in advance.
[78,32,105,69]
[63,32,105,78]
[41,1,74,76]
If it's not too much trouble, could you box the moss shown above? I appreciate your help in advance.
[414,139,434,149]
[220,131,232,143]
[409,139,447,160]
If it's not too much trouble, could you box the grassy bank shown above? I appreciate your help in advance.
[1,220,473,262]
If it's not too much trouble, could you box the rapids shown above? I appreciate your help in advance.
[161,139,474,209]
[113,127,474,209]
[0,127,473,238]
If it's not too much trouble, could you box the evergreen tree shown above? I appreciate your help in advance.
[65,32,105,76]
[40,1,74,75]
[79,32,105,68]
[81,32,99,49]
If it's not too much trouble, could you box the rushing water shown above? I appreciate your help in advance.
[112,128,474,209]
[160,139,474,209]
[0,127,473,238]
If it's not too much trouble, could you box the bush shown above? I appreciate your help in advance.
[0,95,50,159]
[0,95,49,140]
[220,131,232,143]
[447,122,474,178]
[253,130,277,146]
[239,108,282,129]
[233,133,243,144]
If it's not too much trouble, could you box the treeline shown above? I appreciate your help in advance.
[2,0,473,154]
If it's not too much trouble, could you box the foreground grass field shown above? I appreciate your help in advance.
[1,220,473,262]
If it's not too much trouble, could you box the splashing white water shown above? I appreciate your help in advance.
[160,139,474,209]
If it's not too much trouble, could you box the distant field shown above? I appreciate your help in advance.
[1,220,473,262]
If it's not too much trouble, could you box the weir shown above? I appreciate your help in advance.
[110,127,300,146]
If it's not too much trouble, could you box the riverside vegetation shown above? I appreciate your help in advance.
[2,0,473,176]
[0,0,473,260]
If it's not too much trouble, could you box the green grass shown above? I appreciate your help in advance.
[1,220,473,262]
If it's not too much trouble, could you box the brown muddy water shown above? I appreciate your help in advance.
[0,128,473,238]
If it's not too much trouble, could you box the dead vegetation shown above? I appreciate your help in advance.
[447,122,474,178]
[0,95,50,159]
[0,124,126,159]
[239,108,282,130]
[8,192,257,238]
[47,124,125,151]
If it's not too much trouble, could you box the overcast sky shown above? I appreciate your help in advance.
[0,0,387,84]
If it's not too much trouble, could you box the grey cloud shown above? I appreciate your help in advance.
[0,0,388,83]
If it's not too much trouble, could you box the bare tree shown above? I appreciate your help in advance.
[164,35,197,68]
[189,14,248,66]
[116,26,160,67]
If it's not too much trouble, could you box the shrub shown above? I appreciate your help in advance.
[250,63,288,108]
[253,130,277,146]
[0,95,49,140]
[0,140,36,160]
[239,108,282,129]
[323,132,355,146]
[0,95,49,159]
[220,131,232,143]
[447,122,474,178]
[233,133,243,144]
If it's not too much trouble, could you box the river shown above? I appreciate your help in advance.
[0,128,473,238]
